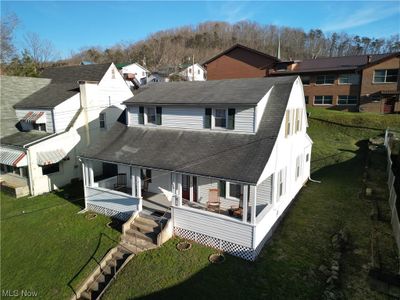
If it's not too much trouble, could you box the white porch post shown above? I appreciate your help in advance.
[250,185,257,225]
[189,177,194,202]
[81,160,87,209]
[131,166,136,197]
[242,185,248,223]
[88,161,94,186]
[171,173,177,206]
[135,167,142,211]
[177,173,183,206]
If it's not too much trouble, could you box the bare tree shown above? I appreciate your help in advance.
[23,32,59,67]
[0,12,19,63]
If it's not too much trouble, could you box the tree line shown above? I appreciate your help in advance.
[1,17,399,76]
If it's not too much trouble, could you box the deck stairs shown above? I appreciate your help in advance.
[76,212,170,300]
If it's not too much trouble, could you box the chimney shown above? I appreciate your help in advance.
[367,55,372,63]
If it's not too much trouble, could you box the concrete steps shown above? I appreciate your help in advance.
[77,246,132,300]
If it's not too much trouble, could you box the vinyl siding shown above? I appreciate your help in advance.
[173,206,254,248]
[256,175,273,207]
[127,105,255,133]
[53,94,80,132]
[235,107,255,133]
[15,109,54,133]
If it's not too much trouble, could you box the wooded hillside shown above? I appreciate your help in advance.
[67,21,400,71]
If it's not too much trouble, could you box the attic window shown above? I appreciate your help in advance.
[111,69,116,79]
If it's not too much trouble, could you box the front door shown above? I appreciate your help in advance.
[182,175,190,201]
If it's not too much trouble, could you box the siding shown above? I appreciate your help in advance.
[235,107,255,133]
[162,107,205,129]
[127,105,255,133]
[53,94,80,132]
[15,109,54,133]
[256,175,273,206]
[148,170,171,194]
[173,206,254,247]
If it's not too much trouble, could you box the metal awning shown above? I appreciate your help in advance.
[22,112,46,124]
[37,149,67,166]
[0,147,27,167]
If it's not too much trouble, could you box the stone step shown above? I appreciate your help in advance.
[122,234,157,250]
[119,241,144,254]
[130,221,160,234]
[125,229,157,243]
[79,290,91,300]
[136,215,159,227]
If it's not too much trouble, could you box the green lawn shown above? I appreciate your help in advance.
[0,185,120,299]
[101,108,400,300]
[1,108,399,300]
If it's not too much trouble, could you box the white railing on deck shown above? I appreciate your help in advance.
[85,186,139,220]
[173,205,254,248]
[95,176,118,190]
[384,129,400,258]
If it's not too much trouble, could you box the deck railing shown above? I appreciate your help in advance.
[384,129,400,260]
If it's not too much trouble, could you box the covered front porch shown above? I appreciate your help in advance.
[80,159,268,224]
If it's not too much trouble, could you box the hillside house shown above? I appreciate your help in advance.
[118,63,151,86]
[178,63,207,81]
[79,76,312,260]
[0,63,133,197]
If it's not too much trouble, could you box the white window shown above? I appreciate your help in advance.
[111,69,116,79]
[214,108,227,128]
[197,69,200,75]
[295,155,302,179]
[99,113,106,129]
[295,109,302,133]
[285,110,292,137]
[338,95,358,105]
[306,153,310,162]
[338,74,359,85]
[314,96,333,105]
[373,69,398,83]
[316,75,335,85]
[278,168,286,198]
[146,107,156,125]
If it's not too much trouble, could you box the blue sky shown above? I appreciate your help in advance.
[2,1,400,58]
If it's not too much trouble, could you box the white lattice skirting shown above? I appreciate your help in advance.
[174,227,258,261]
[87,203,132,221]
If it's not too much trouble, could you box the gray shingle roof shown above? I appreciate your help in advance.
[13,63,112,109]
[124,76,294,106]
[1,130,52,148]
[273,53,397,74]
[0,76,51,138]
[81,76,296,183]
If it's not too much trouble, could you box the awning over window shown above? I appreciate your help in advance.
[0,147,27,167]
[22,112,46,124]
[37,149,67,166]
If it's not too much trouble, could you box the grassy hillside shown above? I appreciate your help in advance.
[103,109,399,300]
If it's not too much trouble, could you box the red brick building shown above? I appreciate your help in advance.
[203,44,279,80]
[270,53,400,113]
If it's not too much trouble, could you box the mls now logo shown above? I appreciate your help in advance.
[2,290,38,297]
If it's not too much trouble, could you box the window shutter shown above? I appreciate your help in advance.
[156,107,162,125]
[204,108,212,128]
[218,180,226,198]
[227,108,235,130]
[285,111,289,137]
[139,106,144,124]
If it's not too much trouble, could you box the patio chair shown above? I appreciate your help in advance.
[114,173,127,191]
[207,188,220,213]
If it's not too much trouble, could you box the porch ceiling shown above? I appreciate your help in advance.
[80,79,294,184]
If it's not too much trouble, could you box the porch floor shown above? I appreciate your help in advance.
[142,191,171,217]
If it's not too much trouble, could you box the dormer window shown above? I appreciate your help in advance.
[147,107,157,124]
[214,109,227,128]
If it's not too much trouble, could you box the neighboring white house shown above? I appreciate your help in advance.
[178,63,206,81]
[120,63,150,86]
[79,76,312,260]
[0,63,133,196]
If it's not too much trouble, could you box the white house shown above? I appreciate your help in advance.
[120,63,150,86]
[178,63,206,81]
[0,63,133,197]
[79,76,312,260]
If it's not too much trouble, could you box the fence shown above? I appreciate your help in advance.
[384,129,400,257]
